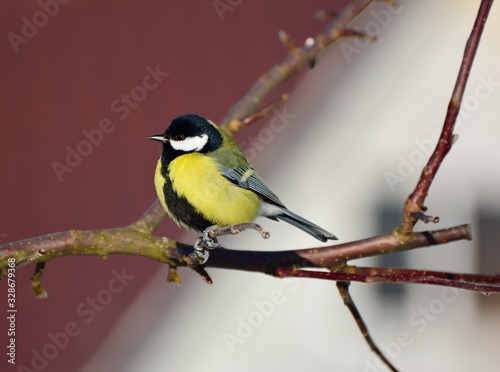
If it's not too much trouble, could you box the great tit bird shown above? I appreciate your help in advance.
[150,114,337,262]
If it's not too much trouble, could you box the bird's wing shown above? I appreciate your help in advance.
[220,165,286,208]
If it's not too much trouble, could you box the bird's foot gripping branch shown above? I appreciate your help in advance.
[186,223,270,267]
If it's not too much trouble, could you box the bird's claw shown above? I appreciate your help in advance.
[187,239,210,266]
[202,225,222,248]
[187,227,221,266]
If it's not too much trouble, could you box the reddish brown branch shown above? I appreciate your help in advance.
[276,266,500,294]
[399,0,494,234]
[347,266,500,284]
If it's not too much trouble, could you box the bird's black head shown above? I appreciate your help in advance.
[149,114,223,155]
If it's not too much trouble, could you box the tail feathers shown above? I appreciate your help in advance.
[273,208,337,242]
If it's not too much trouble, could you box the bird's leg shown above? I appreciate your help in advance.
[206,223,270,240]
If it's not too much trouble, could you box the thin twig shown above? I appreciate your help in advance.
[337,281,398,372]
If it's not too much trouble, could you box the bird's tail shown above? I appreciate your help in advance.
[274,208,337,242]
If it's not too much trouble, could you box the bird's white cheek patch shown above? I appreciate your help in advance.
[170,134,208,152]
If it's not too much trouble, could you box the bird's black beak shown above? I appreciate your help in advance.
[149,134,167,143]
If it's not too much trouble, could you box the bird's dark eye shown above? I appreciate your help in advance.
[173,134,185,141]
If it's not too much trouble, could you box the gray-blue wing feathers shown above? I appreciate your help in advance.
[220,165,337,242]
[221,166,285,207]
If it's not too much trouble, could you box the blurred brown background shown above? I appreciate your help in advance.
[0,1,349,371]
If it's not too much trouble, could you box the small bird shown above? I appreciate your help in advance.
[150,114,337,263]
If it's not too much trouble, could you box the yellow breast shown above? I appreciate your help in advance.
[165,153,261,226]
